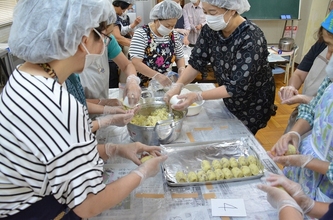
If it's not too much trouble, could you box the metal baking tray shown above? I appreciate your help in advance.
[161,137,265,186]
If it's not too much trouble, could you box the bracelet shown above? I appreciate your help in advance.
[287,131,301,146]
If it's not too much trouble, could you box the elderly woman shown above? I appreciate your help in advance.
[129,0,186,88]
[164,0,275,135]
[0,0,166,219]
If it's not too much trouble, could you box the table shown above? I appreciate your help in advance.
[91,84,283,220]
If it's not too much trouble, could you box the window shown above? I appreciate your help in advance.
[0,0,17,27]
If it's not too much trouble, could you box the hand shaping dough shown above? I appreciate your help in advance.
[187,171,198,182]
[201,160,211,172]
[231,167,244,178]
[220,157,230,168]
[214,169,224,180]
[249,164,260,175]
[285,144,297,155]
[212,159,222,170]
[206,170,217,181]
[140,155,154,163]
[222,168,233,179]
[175,171,187,183]
[238,156,248,166]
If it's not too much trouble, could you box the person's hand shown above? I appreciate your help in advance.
[278,86,298,102]
[281,94,313,105]
[124,75,142,108]
[171,91,203,111]
[164,83,184,104]
[183,37,189,46]
[96,111,134,128]
[195,24,202,30]
[133,16,142,26]
[270,131,301,156]
[98,98,123,106]
[105,142,162,165]
[257,183,304,217]
[131,154,168,184]
[268,154,314,168]
[262,173,315,214]
[103,106,127,114]
[153,73,172,87]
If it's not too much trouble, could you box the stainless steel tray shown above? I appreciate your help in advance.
[161,137,265,186]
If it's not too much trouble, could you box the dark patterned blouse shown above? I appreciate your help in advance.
[188,20,275,134]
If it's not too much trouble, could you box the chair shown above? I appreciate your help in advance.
[272,46,299,84]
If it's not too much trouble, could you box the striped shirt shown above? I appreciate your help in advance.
[129,23,184,62]
[297,77,332,126]
[0,69,105,217]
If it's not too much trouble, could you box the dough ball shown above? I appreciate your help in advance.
[231,167,244,178]
[187,171,198,182]
[197,170,206,182]
[285,144,297,155]
[140,155,154,163]
[222,168,233,179]
[201,160,211,172]
[247,155,257,165]
[220,157,230,168]
[212,159,222,170]
[249,164,260,175]
[229,157,238,168]
[206,170,217,181]
[214,169,224,180]
[241,166,252,177]
[175,171,187,183]
[238,156,248,166]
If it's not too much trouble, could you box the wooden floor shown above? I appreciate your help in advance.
[255,73,299,152]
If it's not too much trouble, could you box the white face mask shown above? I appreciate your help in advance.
[157,21,173,36]
[122,9,128,17]
[190,0,197,4]
[81,29,105,71]
[326,57,333,80]
[206,10,231,31]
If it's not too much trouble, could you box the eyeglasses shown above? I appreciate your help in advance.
[101,33,112,47]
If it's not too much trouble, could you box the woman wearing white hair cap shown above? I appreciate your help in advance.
[164,0,275,135]
[0,0,166,219]
[129,0,186,87]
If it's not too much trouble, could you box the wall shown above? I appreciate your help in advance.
[0,24,11,43]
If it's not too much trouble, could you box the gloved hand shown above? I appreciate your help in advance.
[104,142,162,165]
[124,75,142,108]
[164,83,184,104]
[257,183,304,217]
[96,111,134,128]
[281,94,314,105]
[131,154,168,184]
[152,73,172,87]
[171,91,203,111]
[270,131,301,156]
[278,86,298,102]
[262,173,315,214]
[103,106,127,114]
[268,154,314,168]
[98,98,122,106]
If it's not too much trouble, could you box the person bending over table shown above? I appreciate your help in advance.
[164,0,275,135]
[129,0,186,88]
[0,0,166,219]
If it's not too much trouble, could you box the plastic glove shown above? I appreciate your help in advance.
[131,154,168,184]
[98,98,122,106]
[152,73,172,87]
[171,91,203,111]
[124,75,142,108]
[105,142,162,165]
[167,71,179,83]
[263,173,315,214]
[96,111,134,128]
[268,154,314,168]
[257,183,304,217]
[164,83,184,104]
[270,131,301,156]
[281,94,314,105]
[103,106,127,114]
[278,86,298,102]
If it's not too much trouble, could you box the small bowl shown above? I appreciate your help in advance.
[187,100,205,116]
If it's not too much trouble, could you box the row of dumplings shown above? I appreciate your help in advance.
[202,155,258,172]
[175,163,261,183]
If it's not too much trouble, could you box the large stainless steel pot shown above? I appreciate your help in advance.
[278,37,295,51]
[127,98,186,145]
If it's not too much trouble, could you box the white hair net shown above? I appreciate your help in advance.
[149,0,183,20]
[201,0,250,14]
[9,0,113,63]
[107,6,117,25]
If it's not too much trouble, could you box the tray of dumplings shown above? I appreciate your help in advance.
[161,137,265,186]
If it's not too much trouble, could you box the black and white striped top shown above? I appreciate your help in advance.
[0,69,106,217]
[129,23,184,60]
